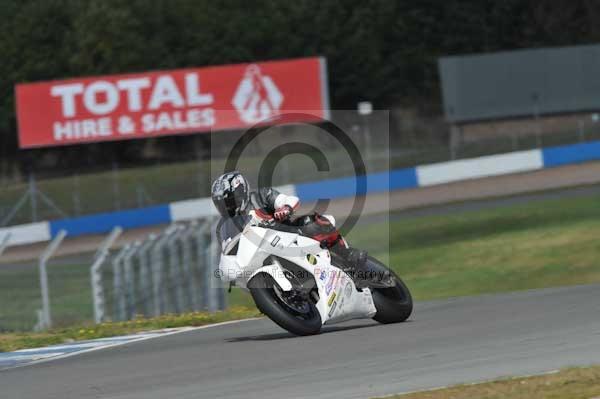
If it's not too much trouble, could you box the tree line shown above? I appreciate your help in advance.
[1,0,599,176]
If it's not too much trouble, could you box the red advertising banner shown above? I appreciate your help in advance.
[15,57,329,148]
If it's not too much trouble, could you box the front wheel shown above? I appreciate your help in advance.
[366,257,413,324]
[248,273,322,336]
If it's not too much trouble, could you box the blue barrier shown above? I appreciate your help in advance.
[20,138,600,245]
[295,167,418,202]
[542,140,600,168]
[49,205,171,238]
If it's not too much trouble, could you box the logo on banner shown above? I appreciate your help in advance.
[232,65,283,124]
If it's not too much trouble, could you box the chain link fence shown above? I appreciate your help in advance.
[0,251,95,332]
[94,221,225,323]
[0,219,225,332]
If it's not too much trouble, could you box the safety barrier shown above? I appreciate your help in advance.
[3,139,600,248]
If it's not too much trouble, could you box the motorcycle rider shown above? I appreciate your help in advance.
[211,171,367,275]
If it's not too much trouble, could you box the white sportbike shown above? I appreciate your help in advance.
[218,215,413,335]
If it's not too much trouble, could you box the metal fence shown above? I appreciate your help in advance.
[2,114,600,227]
[0,219,226,332]
[0,250,96,332]
[92,221,225,324]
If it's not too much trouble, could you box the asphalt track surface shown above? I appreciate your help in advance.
[2,284,600,399]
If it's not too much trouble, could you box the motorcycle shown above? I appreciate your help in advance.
[218,215,413,335]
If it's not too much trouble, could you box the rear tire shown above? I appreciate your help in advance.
[249,273,322,336]
[366,257,413,324]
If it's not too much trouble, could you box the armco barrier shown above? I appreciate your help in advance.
[0,222,50,246]
[542,140,600,168]
[49,205,171,238]
[415,149,543,187]
[3,139,600,248]
[295,168,418,202]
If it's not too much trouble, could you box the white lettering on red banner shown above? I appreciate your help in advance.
[15,57,328,148]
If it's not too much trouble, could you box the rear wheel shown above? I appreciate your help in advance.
[366,257,413,324]
[249,273,322,336]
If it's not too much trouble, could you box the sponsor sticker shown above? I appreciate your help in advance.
[334,273,341,291]
[327,292,337,307]
[325,270,339,295]
[318,270,326,281]
[306,254,318,265]
[328,301,337,317]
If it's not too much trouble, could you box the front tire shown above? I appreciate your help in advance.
[366,257,413,324]
[249,273,322,336]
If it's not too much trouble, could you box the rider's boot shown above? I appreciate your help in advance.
[330,241,367,275]
[330,240,393,287]
[304,214,368,277]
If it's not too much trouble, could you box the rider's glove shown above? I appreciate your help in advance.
[274,205,293,221]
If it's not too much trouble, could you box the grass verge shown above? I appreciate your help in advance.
[381,366,600,399]
[0,306,260,352]
[346,193,600,301]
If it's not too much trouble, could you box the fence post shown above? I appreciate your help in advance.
[208,239,219,312]
[123,241,141,320]
[181,222,199,311]
[150,235,165,317]
[204,217,222,312]
[196,221,211,310]
[91,227,122,324]
[38,230,67,329]
[138,234,158,317]
[167,225,185,313]
[210,234,227,311]
[112,244,131,321]
[150,225,178,316]
[29,174,38,222]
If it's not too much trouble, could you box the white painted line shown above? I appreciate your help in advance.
[78,334,161,342]
[0,352,67,362]
[13,343,103,353]
[0,318,261,371]
[12,339,136,353]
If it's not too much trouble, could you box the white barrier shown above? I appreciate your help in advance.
[416,149,543,187]
[0,222,51,247]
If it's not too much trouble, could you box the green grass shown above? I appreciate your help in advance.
[382,366,600,399]
[0,260,94,332]
[346,193,600,301]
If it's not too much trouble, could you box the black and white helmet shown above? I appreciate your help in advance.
[211,171,250,217]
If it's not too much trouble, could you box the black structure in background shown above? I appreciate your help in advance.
[439,44,600,123]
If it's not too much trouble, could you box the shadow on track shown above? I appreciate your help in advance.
[227,321,383,342]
